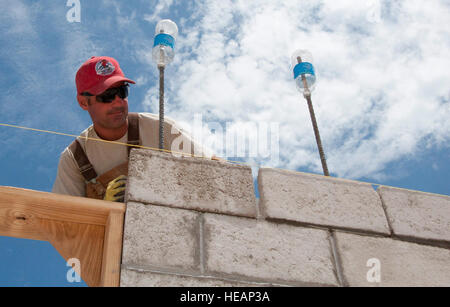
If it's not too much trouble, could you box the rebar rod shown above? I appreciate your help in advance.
[297,56,330,176]
[158,64,165,150]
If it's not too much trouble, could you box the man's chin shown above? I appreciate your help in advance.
[107,112,127,127]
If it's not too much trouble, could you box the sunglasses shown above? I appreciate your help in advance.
[81,84,129,103]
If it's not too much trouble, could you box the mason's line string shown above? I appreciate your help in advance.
[0,122,249,165]
[1,121,399,191]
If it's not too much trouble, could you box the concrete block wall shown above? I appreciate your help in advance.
[121,149,450,287]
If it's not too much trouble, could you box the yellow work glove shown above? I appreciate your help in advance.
[104,175,127,202]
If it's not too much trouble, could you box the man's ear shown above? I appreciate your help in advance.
[77,94,89,110]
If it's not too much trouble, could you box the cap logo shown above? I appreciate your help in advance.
[95,60,115,76]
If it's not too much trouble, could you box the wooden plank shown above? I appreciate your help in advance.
[0,206,48,241]
[0,186,125,226]
[100,211,125,287]
[0,186,126,287]
[43,219,105,287]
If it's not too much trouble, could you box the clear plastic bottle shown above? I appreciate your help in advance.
[152,19,179,67]
[291,49,316,94]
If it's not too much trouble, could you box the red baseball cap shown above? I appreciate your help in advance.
[76,56,135,95]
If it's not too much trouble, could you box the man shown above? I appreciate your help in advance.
[52,56,213,202]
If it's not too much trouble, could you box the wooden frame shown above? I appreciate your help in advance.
[0,186,125,287]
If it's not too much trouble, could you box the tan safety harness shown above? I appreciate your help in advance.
[69,113,140,200]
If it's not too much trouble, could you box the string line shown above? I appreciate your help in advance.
[0,122,399,190]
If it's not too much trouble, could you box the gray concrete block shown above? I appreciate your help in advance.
[258,168,390,235]
[127,149,257,218]
[120,268,267,287]
[203,213,339,286]
[122,202,200,273]
[378,186,450,243]
[335,231,450,286]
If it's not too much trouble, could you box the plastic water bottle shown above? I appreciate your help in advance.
[291,49,316,94]
[152,19,179,67]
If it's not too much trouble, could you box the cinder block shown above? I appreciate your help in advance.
[120,268,265,287]
[335,231,450,286]
[258,168,390,235]
[122,202,200,273]
[127,149,257,218]
[378,186,450,243]
[203,213,339,286]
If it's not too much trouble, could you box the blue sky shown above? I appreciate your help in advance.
[0,0,449,286]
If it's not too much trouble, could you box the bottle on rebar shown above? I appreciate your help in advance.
[152,19,179,67]
[291,49,316,94]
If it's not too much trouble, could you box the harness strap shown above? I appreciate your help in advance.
[127,112,139,155]
[69,139,98,182]
[69,112,140,182]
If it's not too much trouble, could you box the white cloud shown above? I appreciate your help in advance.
[1,0,448,184]
[0,0,36,36]
[143,0,450,180]
[143,0,174,23]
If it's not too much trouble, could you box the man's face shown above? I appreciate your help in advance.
[82,83,129,130]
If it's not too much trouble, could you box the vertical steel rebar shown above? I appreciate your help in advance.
[297,56,330,176]
[158,64,165,150]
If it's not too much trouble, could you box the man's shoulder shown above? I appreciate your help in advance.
[70,125,95,151]
[136,112,158,121]
[137,112,180,127]
[57,125,95,158]
[58,144,78,167]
